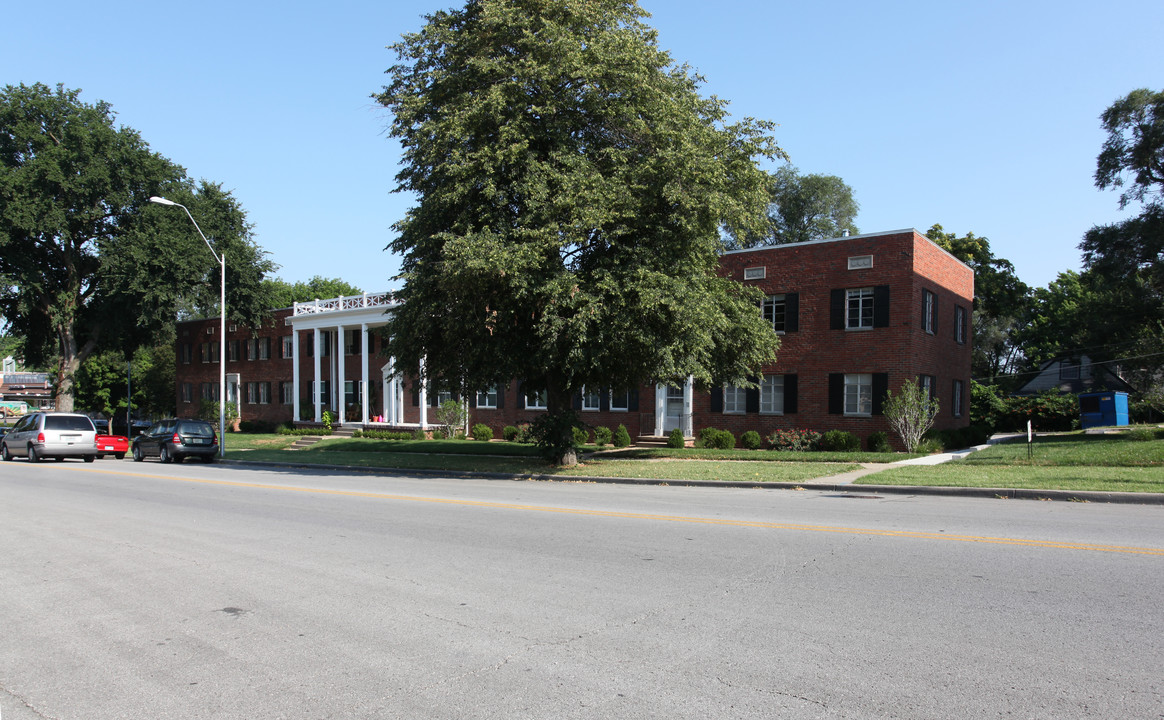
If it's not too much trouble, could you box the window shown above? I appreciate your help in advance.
[201,382,218,401]
[922,289,936,334]
[280,381,294,405]
[743,266,766,280]
[920,374,936,400]
[181,383,194,403]
[1060,360,1081,380]
[723,383,746,414]
[760,375,784,414]
[847,288,874,329]
[245,382,257,404]
[763,295,785,332]
[844,374,873,416]
[848,255,873,270]
[320,331,331,357]
[581,387,601,411]
[345,330,361,355]
[953,379,964,417]
[248,337,271,361]
[525,388,547,410]
[609,390,631,412]
[954,305,966,344]
[346,381,359,406]
[180,343,193,364]
[476,385,499,409]
[228,339,241,362]
[282,335,294,359]
[201,342,219,363]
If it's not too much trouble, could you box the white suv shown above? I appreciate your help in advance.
[1,412,97,463]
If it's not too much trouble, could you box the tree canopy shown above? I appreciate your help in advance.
[730,165,859,247]
[376,0,782,462]
[264,276,364,309]
[0,83,275,411]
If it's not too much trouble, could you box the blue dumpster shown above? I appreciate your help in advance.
[1078,391,1129,429]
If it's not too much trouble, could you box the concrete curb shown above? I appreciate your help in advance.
[218,458,1164,506]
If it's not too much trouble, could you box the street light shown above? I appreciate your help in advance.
[150,196,226,458]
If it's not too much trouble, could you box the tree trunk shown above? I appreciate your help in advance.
[53,323,97,414]
[545,378,578,467]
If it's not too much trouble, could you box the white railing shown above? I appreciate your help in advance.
[293,291,396,316]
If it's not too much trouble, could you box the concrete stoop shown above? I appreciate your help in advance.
[289,436,324,450]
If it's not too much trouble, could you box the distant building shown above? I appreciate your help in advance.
[1013,355,1135,396]
[174,229,973,446]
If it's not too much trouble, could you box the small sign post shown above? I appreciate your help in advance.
[1027,420,1033,460]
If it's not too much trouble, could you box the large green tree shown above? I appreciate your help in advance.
[264,276,364,309]
[377,0,782,464]
[0,83,275,412]
[731,165,859,247]
[1080,88,1164,387]
[926,224,1030,382]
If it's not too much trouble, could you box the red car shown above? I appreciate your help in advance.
[96,433,129,459]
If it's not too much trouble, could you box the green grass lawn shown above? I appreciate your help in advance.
[859,432,1164,492]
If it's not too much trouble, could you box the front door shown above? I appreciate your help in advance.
[663,386,684,432]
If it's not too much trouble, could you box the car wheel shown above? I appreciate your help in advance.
[84,455,95,463]
[1,443,11,462]
[132,445,144,462]
[28,445,39,463]
[115,453,125,460]
[160,445,173,464]
[55,457,64,462]
[96,454,104,460]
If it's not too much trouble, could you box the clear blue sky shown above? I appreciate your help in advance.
[5,0,1162,295]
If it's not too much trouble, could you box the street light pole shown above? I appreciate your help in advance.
[149,196,226,458]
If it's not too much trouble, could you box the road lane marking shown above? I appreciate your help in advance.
[69,466,1164,556]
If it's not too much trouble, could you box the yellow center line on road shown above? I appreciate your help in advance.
[75,466,1164,556]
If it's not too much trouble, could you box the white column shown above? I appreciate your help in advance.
[418,356,428,429]
[654,384,666,437]
[292,329,300,424]
[337,324,346,426]
[683,375,694,438]
[313,327,321,423]
[361,323,370,426]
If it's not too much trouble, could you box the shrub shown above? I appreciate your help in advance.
[766,428,821,451]
[503,425,520,442]
[355,429,414,440]
[696,427,720,448]
[515,423,533,443]
[612,424,632,448]
[471,423,493,442]
[1125,426,1157,442]
[412,427,428,440]
[238,419,277,434]
[667,427,686,448]
[529,410,584,462]
[699,428,735,449]
[434,399,467,439]
[884,378,940,453]
[867,431,891,453]
[819,429,860,452]
[594,426,612,447]
[572,425,590,446]
[278,425,332,436]
[916,438,944,454]
[740,430,762,450]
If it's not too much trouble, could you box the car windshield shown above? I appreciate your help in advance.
[44,416,95,432]
[177,421,214,436]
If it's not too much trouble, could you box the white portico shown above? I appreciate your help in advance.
[289,292,428,428]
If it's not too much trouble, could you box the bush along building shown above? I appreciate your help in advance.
[174,229,973,446]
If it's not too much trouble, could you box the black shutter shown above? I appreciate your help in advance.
[411,382,419,407]
[873,286,890,328]
[572,391,583,411]
[784,374,798,414]
[469,390,477,409]
[745,383,760,413]
[710,386,723,413]
[628,389,639,412]
[496,384,505,409]
[872,373,889,415]
[785,293,799,333]
[517,381,526,409]
[830,289,845,330]
[600,389,610,412]
[828,373,844,414]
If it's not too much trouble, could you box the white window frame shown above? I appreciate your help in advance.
[609,390,630,412]
[181,383,193,404]
[846,288,874,330]
[844,373,873,416]
[723,383,746,414]
[581,386,601,411]
[280,381,294,405]
[953,379,964,417]
[282,335,294,359]
[476,385,499,409]
[760,375,784,415]
[525,389,547,410]
[954,305,966,345]
[762,294,787,333]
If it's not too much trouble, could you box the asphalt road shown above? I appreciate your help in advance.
[1,458,1161,719]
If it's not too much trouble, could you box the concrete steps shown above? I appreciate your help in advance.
[289,436,323,450]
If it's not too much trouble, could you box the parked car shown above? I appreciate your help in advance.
[0,412,97,462]
[95,432,130,460]
[131,418,218,463]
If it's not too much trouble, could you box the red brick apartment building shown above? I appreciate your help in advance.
[174,229,973,445]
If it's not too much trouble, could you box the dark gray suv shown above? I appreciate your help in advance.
[131,419,218,463]
[1,412,98,463]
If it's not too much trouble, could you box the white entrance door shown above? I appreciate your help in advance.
[664,386,684,432]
